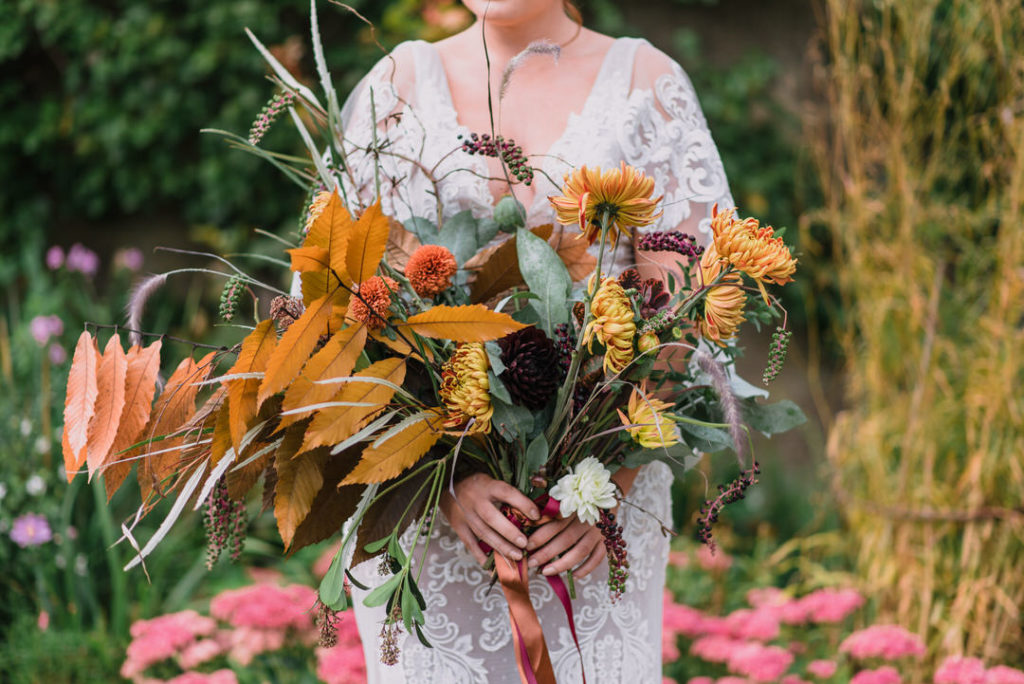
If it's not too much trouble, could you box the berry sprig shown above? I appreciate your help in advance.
[552,323,576,379]
[762,327,792,384]
[248,91,295,146]
[597,508,629,603]
[219,274,245,322]
[315,599,341,648]
[379,604,403,666]
[458,132,534,185]
[202,476,247,569]
[636,230,705,264]
[696,461,760,553]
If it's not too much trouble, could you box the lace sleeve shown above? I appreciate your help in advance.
[620,42,734,246]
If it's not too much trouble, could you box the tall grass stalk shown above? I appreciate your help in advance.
[805,0,1024,664]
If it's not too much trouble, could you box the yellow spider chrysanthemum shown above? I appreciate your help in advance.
[439,343,492,434]
[582,277,636,375]
[549,162,663,245]
[698,245,746,344]
[710,205,797,303]
[618,386,680,449]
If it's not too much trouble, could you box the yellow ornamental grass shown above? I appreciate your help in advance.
[698,245,745,344]
[618,386,679,449]
[439,343,492,434]
[582,277,636,375]
[710,204,796,304]
[549,162,663,245]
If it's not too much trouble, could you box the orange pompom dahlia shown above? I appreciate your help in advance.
[697,246,745,344]
[582,277,636,375]
[348,275,398,330]
[404,245,457,297]
[709,205,796,303]
[439,343,492,434]
[549,162,663,245]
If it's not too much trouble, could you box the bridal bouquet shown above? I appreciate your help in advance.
[58,4,804,681]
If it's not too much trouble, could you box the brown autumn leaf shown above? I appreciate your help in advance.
[279,323,367,429]
[274,421,329,549]
[225,396,284,500]
[226,320,277,458]
[342,410,445,484]
[288,446,365,554]
[85,334,129,478]
[397,305,528,342]
[209,399,233,466]
[136,351,216,501]
[103,340,163,499]
[346,200,389,284]
[300,357,406,453]
[469,225,553,303]
[385,216,422,273]
[63,331,100,483]
[258,293,340,409]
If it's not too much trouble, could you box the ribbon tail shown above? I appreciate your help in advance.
[496,554,555,684]
[546,573,586,684]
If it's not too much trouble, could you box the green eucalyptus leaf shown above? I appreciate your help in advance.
[488,371,513,404]
[405,216,439,244]
[742,399,807,435]
[436,210,482,264]
[521,433,549,490]
[484,341,507,375]
[622,443,703,481]
[318,550,347,608]
[490,397,534,443]
[678,420,734,454]
[515,227,571,335]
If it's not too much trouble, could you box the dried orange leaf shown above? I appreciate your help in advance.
[287,245,330,272]
[63,331,100,482]
[342,410,445,484]
[346,200,389,283]
[258,293,339,408]
[397,305,528,342]
[226,320,277,457]
[103,340,163,499]
[86,334,129,478]
[279,323,367,429]
[274,423,327,549]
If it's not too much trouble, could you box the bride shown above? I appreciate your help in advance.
[333,1,734,681]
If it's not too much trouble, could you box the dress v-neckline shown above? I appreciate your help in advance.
[420,38,624,210]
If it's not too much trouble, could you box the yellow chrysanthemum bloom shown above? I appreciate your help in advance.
[698,245,746,344]
[618,386,680,449]
[709,205,797,304]
[549,162,663,245]
[582,277,636,375]
[439,343,492,434]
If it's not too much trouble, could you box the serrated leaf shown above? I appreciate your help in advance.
[289,445,365,554]
[287,245,330,272]
[258,293,339,408]
[346,200,389,283]
[210,399,233,466]
[274,422,328,549]
[63,332,100,482]
[226,320,277,458]
[302,191,353,304]
[397,305,527,342]
[516,227,571,335]
[279,323,367,428]
[342,410,444,484]
[469,225,553,303]
[385,217,422,272]
[136,351,216,501]
[86,335,129,478]
[103,340,163,499]
[301,358,406,453]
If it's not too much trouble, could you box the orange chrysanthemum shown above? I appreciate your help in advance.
[405,245,457,297]
[549,162,663,245]
[697,246,745,344]
[303,190,333,235]
[439,343,492,434]
[348,276,398,330]
[709,205,796,303]
[582,277,636,375]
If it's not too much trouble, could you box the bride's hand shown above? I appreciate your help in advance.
[525,516,605,579]
[440,473,540,566]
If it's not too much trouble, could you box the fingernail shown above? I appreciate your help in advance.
[528,558,538,568]
[542,566,556,576]
[530,510,539,520]
[517,536,527,547]
[511,550,522,560]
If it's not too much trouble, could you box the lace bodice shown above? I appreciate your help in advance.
[338,36,734,684]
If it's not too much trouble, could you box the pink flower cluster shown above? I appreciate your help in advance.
[210,582,317,631]
[121,610,217,679]
[933,657,1024,684]
[316,615,366,684]
[850,665,903,684]
[839,625,926,660]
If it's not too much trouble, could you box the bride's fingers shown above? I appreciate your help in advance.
[541,529,601,576]
[525,518,573,551]
[479,503,528,550]
[528,522,587,568]
[451,519,488,565]
[487,480,540,521]
[573,542,606,579]
[469,515,524,561]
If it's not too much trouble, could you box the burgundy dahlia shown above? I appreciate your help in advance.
[498,328,560,409]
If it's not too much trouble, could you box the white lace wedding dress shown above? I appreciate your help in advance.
[333,37,734,684]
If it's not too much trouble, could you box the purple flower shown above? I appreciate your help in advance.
[114,247,144,272]
[66,243,100,277]
[10,513,53,548]
[29,315,63,346]
[48,343,67,365]
[46,246,65,270]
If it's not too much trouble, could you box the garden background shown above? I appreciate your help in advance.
[1,0,1021,682]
